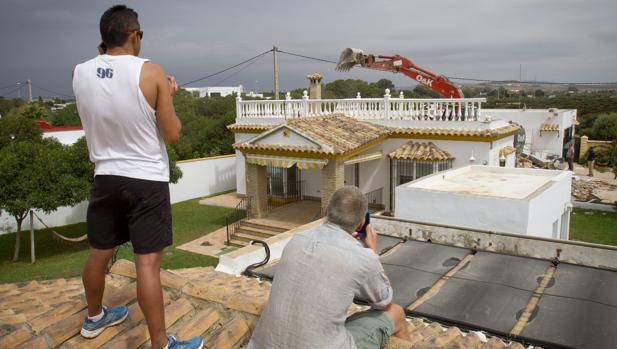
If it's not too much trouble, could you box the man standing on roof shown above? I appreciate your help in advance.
[73,5,202,349]
[248,186,410,349]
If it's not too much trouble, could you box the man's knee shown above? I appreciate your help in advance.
[135,251,163,270]
[384,303,406,324]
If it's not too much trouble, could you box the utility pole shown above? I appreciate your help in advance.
[26,79,33,103]
[273,45,280,100]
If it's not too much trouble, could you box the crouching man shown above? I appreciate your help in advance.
[248,186,410,349]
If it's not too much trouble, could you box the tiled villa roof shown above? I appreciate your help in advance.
[539,123,560,132]
[227,123,276,132]
[389,142,455,162]
[0,259,532,349]
[234,114,389,156]
[388,123,519,139]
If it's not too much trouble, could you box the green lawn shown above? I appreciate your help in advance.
[0,198,235,283]
[570,208,617,246]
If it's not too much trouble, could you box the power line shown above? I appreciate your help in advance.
[1,87,21,98]
[0,83,23,91]
[213,55,264,87]
[180,49,273,87]
[277,48,617,86]
[277,49,338,64]
[31,83,74,99]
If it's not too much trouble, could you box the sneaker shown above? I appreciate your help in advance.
[167,335,204,349]
[80,305,129,338]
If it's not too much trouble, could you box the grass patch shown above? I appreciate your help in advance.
[0,198,235,283]
[570,208,617,246]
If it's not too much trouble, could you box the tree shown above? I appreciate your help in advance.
[373,79,395,91]
[0,113,42,150]
[535,89,545,97]
[0,139,90,261]
[50,103,81,126]
[590,113,617,141]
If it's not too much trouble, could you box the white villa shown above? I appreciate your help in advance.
[229,74,577,220]
[395,166,572,239]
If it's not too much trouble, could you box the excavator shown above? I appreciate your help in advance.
[336,48,464,99]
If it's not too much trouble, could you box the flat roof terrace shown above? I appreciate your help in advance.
[406,166,570,200]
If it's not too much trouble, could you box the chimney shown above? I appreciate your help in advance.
[306,73,323,100]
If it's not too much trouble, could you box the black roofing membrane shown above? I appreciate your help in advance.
[520,263,617,349]
[250,236,617,348]
[409,251,549,335]
[412,277,533,335]
[380,240,470,275]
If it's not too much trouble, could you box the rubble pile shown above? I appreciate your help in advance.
[571,177,617,202]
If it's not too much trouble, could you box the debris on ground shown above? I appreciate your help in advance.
[571,176,617,202]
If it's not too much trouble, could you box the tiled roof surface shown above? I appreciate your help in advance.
[500,146,516,156]
[230,116,519,155]
[539,123,560,132]
[227,123,276,132]
[0,259,534,349]
[235,114,389,155]
[388,123,519,138]
[389,142,455,161]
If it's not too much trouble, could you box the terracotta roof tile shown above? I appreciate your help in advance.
[231,116,520,157]
[0,260,534,349]
[227,123,276,132]
[540,123,560,132]
[389,142,455,161]
[235,114,389,155]
[389,123,520,138]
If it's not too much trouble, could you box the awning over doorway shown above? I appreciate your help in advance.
[344,151,383,165]
[246,154,328,169]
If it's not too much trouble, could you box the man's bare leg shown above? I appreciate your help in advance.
[83,247,115,316]
[135,252,167,349]
[384,303,411,341]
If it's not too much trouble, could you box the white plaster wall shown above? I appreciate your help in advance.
[0,201,88,236]
[489,136,516,167]
[43,130,85,145]
[300,168,321,198]
[254,128,319,148]
[395,185,531,235]
[526,171,572,239]
[170,155,236,204]
[234,133,255,195]
[1,155,237,235]
[485,109,575,158]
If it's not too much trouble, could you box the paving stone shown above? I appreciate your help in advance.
[203,316,249,349]
[0,328,32,348]
[175,308,221,340]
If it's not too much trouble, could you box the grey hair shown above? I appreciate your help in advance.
[326,186,368,233]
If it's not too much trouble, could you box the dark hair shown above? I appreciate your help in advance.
[100,5,139,48]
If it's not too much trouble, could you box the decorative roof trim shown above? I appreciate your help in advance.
[388,141,455,162]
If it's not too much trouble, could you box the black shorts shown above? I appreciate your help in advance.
[87,175,172,254]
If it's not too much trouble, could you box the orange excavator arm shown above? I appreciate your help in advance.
[336,48,464,99]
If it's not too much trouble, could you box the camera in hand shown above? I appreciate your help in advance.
[357,211,371,238]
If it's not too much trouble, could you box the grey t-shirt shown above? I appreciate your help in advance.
[247,222,393,349]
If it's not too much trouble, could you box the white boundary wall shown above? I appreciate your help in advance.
[0,155,237,235]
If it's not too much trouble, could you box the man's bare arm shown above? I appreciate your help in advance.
[145,63,181,144]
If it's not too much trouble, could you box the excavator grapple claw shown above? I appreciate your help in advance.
[335,48,365,72]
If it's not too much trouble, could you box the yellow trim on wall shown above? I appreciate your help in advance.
[389,131,517,142]
[230,128,268,134]
[176,154,235,164]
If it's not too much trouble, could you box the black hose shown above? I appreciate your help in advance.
[242,240,271,278]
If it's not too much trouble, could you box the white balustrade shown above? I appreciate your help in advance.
[236,91,485,121]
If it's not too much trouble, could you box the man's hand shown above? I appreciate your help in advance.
[167,76,178,97]
[352,225,378,254]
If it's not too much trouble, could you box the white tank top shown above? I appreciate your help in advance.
[73,55,169,182]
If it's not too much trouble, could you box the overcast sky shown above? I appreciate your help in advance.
[1,0,616,99]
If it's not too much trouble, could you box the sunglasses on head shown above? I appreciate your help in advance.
[125,29,143,40]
